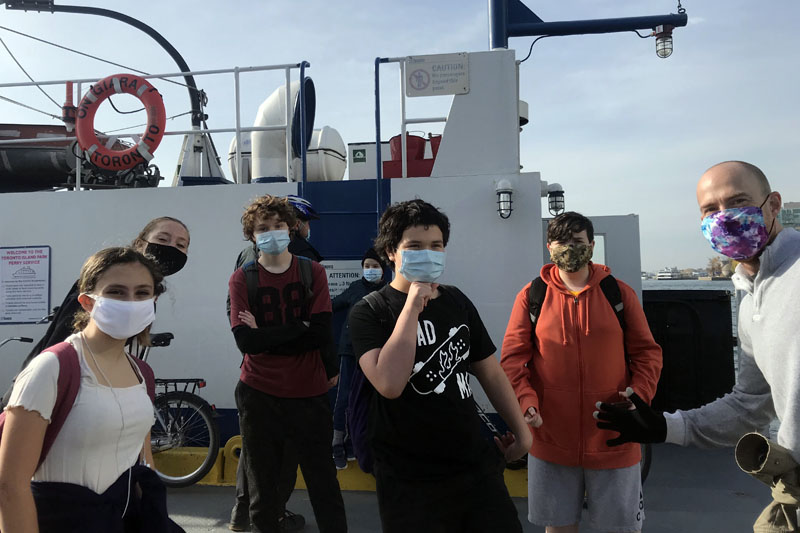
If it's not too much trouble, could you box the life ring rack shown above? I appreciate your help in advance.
[75,73,166,172]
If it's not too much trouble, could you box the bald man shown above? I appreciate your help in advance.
[595,161,800,531]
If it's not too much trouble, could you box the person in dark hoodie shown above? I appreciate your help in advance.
[286,195,323,262]
[330,248,387,469]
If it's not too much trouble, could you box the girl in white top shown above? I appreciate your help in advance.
[0,247,167,532]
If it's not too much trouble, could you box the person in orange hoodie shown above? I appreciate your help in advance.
[501,211,662,533]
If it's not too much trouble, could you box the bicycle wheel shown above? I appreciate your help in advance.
[151,391,220,488]
[640,443,653,485]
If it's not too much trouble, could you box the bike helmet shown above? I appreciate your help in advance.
[285,195,320,220]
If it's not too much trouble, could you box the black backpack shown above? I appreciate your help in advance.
[527,274,627,345]
[346,286,501,474]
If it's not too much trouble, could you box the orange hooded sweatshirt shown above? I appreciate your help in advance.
[501,263,662,469]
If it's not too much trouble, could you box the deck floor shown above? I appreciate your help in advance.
[167,444,770,532]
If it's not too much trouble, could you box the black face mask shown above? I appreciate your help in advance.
[144,242,187,276]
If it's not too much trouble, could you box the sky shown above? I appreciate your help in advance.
[0,0,797,272]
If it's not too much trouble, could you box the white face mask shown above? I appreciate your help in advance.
[88,295,156,340]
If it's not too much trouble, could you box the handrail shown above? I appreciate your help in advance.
[0,62,310,188]
[374,57,447,179]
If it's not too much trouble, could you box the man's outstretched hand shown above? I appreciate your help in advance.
[594,388,667,447]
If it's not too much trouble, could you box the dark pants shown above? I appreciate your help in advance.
[31,465,184,533]
[234,443,298,517]
[235,381,347,533]
[374,455,521,533]
[332,354,355,432]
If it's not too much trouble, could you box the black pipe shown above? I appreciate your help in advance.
[5,2,203,127]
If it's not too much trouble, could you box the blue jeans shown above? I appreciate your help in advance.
[332,354,355,432]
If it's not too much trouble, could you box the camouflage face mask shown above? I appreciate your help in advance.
[549,243,593,273]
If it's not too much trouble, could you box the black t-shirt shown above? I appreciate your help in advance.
[349,284,498,480]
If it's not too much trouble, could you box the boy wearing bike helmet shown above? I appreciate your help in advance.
[286,194,323,262]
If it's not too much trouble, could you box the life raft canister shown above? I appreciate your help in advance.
[76,73,166,171]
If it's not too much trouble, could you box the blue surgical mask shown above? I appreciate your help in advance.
[399,249,446,283]
[255,230,291,255]
[363,268,383,283]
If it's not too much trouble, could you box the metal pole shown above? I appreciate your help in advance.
[234,67,242,185]
[374,57,383,229]
[285,68,292,185]
[299,61,310,198]
[75,81,82,192]
[400,60,407,179]
[508,13,688,38]
[488,0,509,49]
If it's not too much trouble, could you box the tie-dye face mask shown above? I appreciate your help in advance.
[701,197,771,260]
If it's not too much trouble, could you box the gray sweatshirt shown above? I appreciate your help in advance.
[664,228,800,461]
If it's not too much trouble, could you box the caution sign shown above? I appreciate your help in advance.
[405,53,469,98]
[0,246,51,324]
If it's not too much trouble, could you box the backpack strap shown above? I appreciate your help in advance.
[36,342,81,469]
[363,290,395,324]
[527,277,548,342]
[241,260,262,326]
[296,256,315,303]
[598,274,626,333]
[131,357,156,403]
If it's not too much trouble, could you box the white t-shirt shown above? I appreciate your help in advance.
[5,333,155,493]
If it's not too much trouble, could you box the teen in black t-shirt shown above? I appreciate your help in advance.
[348,199,530,533]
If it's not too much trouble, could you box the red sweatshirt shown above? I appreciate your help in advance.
[501,263,662,469]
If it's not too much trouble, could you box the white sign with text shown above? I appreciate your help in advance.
[0,246,51,324]
[322,260,364,300]
[405,52,469,97]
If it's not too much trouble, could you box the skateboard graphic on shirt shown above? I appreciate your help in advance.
[409,325,470,395]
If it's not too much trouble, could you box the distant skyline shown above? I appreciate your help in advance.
[0,1,797,271]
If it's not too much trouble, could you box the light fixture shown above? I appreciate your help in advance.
[547,183,565,216]
[495,179,513,219]
[654,25,674,58]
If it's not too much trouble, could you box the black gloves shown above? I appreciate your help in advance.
[595,390,667,447]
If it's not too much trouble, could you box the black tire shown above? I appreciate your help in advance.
[151,391,220,488]
[640,443,652,485]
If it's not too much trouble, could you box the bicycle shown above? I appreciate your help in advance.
[138,332,221,488]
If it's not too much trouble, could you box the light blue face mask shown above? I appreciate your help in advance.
[399,249,446,283]
[255,230,291,255]
[363,268,383,283]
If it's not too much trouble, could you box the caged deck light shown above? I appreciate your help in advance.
[654,25,675,58]
[496,179,514,219]
[547,183,565,216]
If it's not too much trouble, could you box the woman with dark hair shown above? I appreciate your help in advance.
[330,247,386,469]
[0,247,182,532]
[1,217,189,409]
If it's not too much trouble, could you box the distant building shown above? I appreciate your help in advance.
[779,202,800,230]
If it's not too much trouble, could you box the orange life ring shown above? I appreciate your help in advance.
[76,73,166,171]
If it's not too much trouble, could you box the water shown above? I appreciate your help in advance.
[642,279,735,291]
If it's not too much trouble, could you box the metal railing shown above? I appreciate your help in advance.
[0,62,311,191]
[373,56,448,227]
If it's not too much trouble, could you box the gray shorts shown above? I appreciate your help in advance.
[527,455,644,533]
